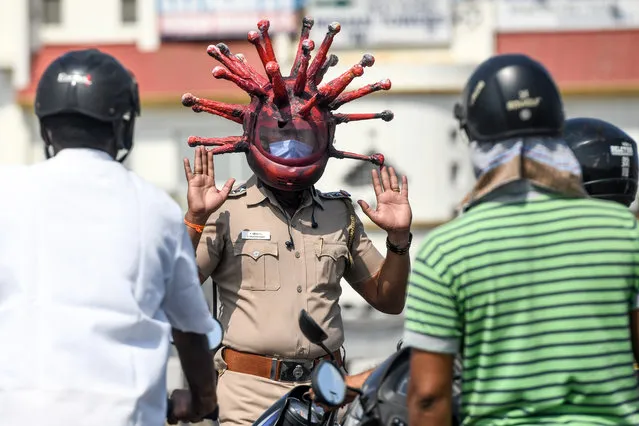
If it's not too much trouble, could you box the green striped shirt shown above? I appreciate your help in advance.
[404,188,639,425]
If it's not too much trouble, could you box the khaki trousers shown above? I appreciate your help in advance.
[211,348,349,426]
[214,348,301,426]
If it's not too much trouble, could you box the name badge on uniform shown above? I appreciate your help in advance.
[241,230,271,240]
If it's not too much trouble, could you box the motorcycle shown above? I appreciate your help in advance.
[341,340,462,426]
[252,309,349,426]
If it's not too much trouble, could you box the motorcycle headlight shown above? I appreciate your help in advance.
[342,398,364,426]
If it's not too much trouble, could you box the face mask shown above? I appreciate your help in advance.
[269,139,314,159]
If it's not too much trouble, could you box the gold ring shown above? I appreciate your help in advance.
[391,188,400,192]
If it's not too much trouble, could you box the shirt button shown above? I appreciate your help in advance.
[295,251,300,258]
[252,250,260,257]
[297,285,302,293]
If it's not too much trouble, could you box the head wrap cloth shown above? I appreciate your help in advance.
[459,136,588,211]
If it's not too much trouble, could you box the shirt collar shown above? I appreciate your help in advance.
[245,175,324,210]
[461,180,568,214]
[53,148,114,162]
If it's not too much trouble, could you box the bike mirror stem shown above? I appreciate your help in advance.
[319,342,335,362]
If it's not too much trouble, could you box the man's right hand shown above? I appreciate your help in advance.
[167,389,193,424]
[167,389,218,425]
[183,146,235,225]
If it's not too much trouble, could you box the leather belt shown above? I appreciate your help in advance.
[223,347,343,383]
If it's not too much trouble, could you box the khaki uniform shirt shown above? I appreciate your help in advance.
[197,175,384,359]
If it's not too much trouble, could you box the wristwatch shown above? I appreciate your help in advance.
[386,232,412,255]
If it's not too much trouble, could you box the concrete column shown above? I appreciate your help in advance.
[138,0,160,52]
[0,71,31,165]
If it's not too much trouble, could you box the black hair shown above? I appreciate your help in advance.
[41,113,116,155]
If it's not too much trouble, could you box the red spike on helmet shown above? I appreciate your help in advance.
[183,17,394,192]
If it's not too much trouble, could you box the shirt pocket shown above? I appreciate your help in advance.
[314,240,350,287]
[232,240,280,291]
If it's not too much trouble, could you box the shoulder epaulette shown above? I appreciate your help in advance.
[228,184,248,197]
[318,189,351,200]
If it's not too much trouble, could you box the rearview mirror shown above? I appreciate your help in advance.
[206,318,224,351]
[311,360,346,407]
[298,309,328,345]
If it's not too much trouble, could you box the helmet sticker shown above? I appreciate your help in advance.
[610,143,634,157]
[506,89,541,112]
[57,72,93,86]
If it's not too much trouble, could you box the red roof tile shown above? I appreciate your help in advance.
[497,30,639,92]
[18,41,267,105]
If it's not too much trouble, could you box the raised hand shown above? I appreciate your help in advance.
[358,166,412,244]
[184,146,235,225]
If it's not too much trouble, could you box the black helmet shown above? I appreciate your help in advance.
[454,54,564,142]
[564,117,638,207]
[35,49,140,161]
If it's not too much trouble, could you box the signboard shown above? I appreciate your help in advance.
[497,0,639,32]
[306,0,453,47]
[158,0,303,39]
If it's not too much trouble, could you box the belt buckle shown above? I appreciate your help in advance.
[274,358,314,382]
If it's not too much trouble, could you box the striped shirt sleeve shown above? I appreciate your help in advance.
[403,250,462,354]
[632,217,639,309]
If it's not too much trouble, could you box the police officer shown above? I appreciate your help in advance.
[179,17,413,424]
[0,49,218,425]
[564,117,638,207]
[184,150,411,425]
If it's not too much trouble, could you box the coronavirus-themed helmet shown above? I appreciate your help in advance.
[564,117,638,207]
[182,17,393,192]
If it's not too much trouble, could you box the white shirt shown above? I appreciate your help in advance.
[0,148,215,426]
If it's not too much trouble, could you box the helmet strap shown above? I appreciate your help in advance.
[40,122,55,159]
[112,113,135,163]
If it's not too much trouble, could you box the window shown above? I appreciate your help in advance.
[42,0,61,24]
[121,0,137,23]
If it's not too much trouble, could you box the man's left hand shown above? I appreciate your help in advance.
[358,166,412,244]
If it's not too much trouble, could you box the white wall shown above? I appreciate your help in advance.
[563,97,639,138]
[0,71,32,165]
[451,0,497,64]
[38,0,159,50]
[0,0,31,89]
[318,93,476,223]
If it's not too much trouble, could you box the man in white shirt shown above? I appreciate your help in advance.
[0,49,218,426]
